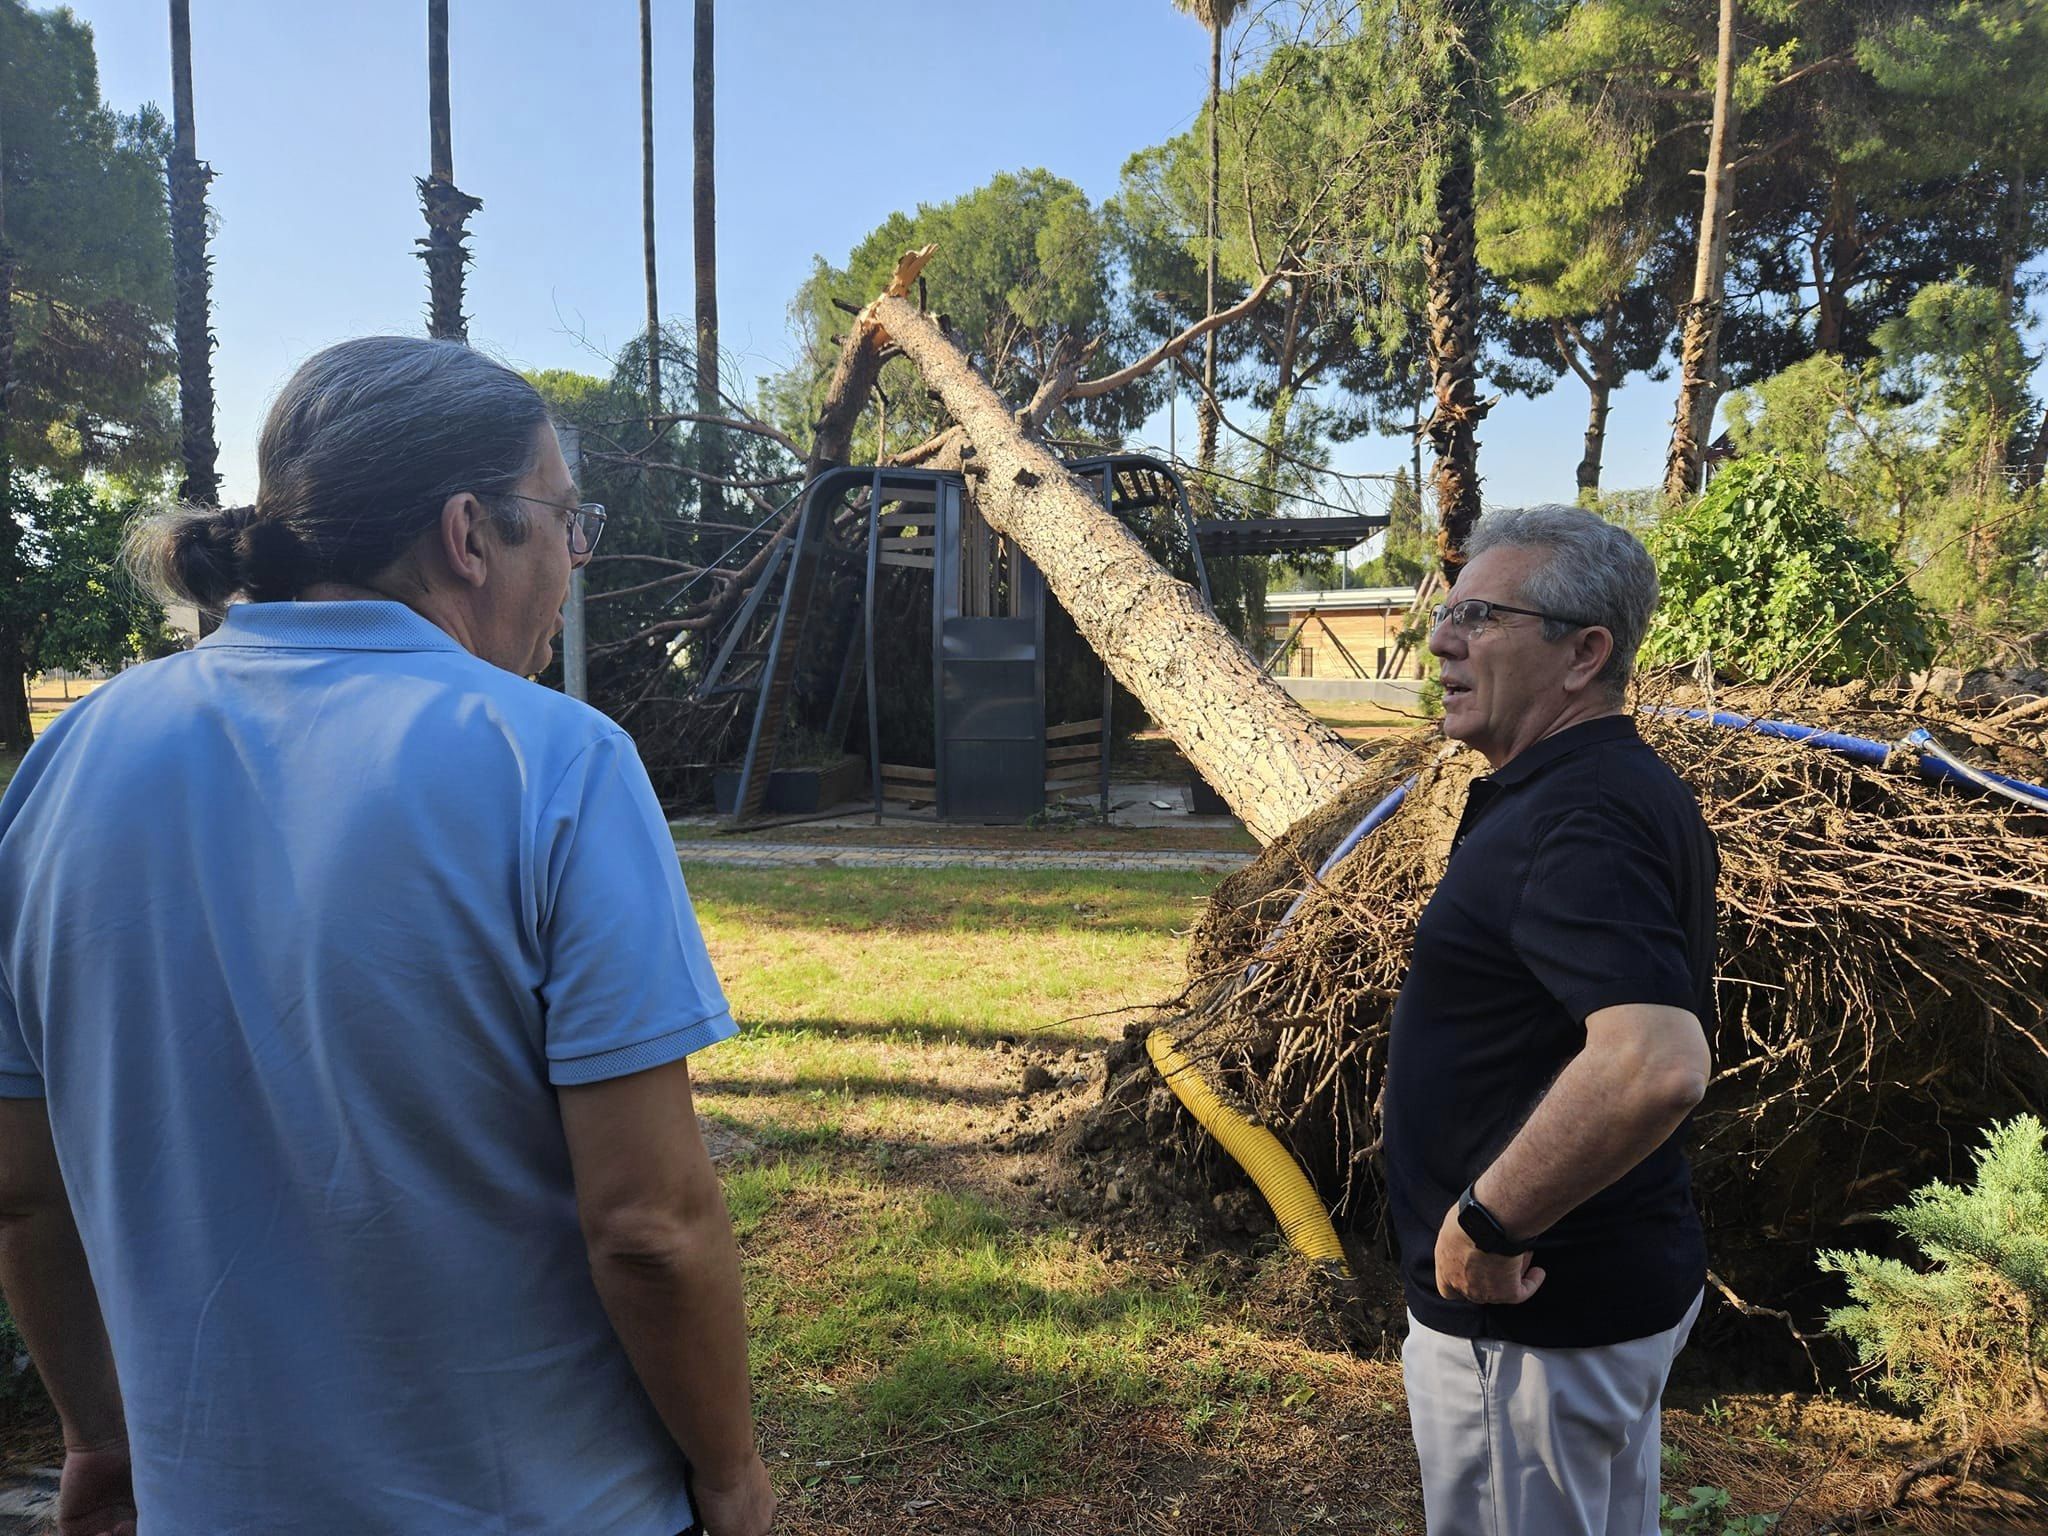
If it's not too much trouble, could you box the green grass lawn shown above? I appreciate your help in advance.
[686,864,1212,1045]
[686,864,1425,1532]
[0,750,18,800]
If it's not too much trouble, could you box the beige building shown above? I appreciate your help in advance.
[1261,586,1426,680]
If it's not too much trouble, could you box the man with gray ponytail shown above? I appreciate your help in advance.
[0,337,774,1535]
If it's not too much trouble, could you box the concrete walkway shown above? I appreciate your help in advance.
[677,840,1252,874]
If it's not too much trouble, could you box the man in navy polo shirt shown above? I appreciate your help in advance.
[1385,505,1716,1536]
[0,338,774,1535]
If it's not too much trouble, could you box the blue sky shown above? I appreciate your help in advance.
[61,0,2033,516]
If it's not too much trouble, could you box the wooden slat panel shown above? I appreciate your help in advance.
[1047,742,1106,764]
[1044,718,1104,742]
[884,785,939,804]
[1046,764,1101,783]
[878,552,936,570]
[880,763,937,783]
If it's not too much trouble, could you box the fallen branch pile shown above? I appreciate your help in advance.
[1149,681,2048,1311]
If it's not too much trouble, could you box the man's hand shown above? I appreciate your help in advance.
[56,1442,135,1536]
[693,1454,775,1536]
[1434,1202,1545,1306]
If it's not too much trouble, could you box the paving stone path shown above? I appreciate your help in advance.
[675,840,1253,874]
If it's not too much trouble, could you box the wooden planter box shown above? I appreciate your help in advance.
[712,754,868,817]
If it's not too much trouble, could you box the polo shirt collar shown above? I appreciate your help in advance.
[198,600,470,655]
[1484,712,1639,789]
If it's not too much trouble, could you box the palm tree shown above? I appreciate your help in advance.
[640,0,660,432]
[1664,0,1737,502]
[1171,0,1244,469]
[1422,0,1494,576]
[418,0,481,341]
[693,0,722,524]
[168,0,219,509]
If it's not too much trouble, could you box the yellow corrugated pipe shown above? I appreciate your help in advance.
[1146,1028,1350,1275]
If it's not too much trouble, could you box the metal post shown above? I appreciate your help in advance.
[559,427,588,701]
[1097,467,1114,824]
[865,468,884,825]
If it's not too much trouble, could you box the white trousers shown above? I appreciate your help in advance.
[1400,1291,1702,1536]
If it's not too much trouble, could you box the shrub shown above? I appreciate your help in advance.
[1660,1482,1776,1536]
[1819,1115,2048,1450]
[1640,457,1942,685]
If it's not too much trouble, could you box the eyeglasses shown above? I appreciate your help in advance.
[1430,598,1595,634]
[503,494,607,557]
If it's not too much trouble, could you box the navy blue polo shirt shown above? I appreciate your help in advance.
[1385,714,1716,1348]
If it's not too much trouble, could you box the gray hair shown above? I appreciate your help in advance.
[128,337,550,610]
[1466,504,1660,699]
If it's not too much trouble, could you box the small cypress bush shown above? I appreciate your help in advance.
[1819,1116,2048,1449]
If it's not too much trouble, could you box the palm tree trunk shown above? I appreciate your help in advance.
[1196,18,1222,469]
[418,0,480,341]
[169,0,219,509]
[640,0,660,434]
[692,0,722,525]
[1423,0,1493,577]
[872,290,1365,841]
[0,88,31,753]
[1664,0,1738,502]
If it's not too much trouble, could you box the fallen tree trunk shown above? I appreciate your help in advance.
[867,266,1366,842]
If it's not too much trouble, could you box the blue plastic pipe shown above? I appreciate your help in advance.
[1316,777,1416,879]
[1659,707,2048,810]
[1662,708,1893,766]
[1268,705,2048,959]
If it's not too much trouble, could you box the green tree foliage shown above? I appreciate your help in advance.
[774,170,1140,460]
[1477,2,1691,493]
[1353,468,1432,587]
[1640,456,1940,683]
[531,338,796,666]
[1483,0,2027,399]
[1820,1115,2048,1449]
[1111,7,1450,452]
[0,475,176,677]
[0,0,176,474]
[3,0,180,748]
[1724,281,2047,657]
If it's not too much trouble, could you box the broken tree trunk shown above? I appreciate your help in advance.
[867,256,1366,842]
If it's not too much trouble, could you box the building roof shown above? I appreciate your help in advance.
[1265,586,1420,614]
[1193,515,1386,555]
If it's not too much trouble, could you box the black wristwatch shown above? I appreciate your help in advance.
[1456,1183,1526,1256]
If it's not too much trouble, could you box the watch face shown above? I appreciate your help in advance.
[1458,1195,1514,1255]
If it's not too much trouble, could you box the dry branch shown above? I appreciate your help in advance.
[1153,680,2048,1316]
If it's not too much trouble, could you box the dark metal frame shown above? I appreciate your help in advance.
[723,454,1215,826]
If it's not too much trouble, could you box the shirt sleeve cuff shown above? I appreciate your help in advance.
[1558,978,1702,1025]
[0,1071,46,1099]
[547,1009,739,1086]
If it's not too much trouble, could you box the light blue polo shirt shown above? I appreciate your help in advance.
[0,601,736,1534]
